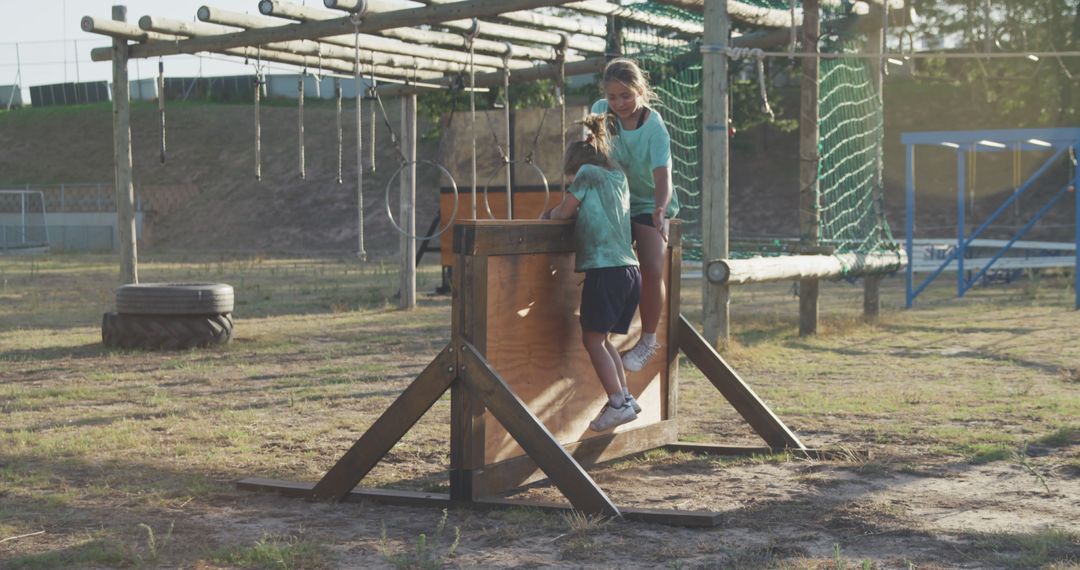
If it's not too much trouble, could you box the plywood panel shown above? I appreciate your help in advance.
[481,249,672,464]
[512,105,589,188]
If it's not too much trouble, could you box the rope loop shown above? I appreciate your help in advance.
[725,47,774,120]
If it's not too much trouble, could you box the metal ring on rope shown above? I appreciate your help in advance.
[384,160,460,240]
[481,159,551,220]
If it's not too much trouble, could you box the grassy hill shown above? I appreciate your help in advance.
[0,83,1074,257]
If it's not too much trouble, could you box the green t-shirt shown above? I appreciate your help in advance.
[568,164,639,272]
[591,99,680,218]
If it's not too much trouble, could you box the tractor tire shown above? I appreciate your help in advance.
[102,311,234,350]
[115,283,234,315]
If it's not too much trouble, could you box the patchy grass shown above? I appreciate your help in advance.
[208,533,330,570]
[1,254,1078,568]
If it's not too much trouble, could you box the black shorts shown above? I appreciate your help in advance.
[631,213,654,227]
[580,266,642,335]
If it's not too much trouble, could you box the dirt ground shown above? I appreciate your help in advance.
[1,254,1078,569]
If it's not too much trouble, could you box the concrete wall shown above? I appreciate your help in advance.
[0,212,144,252]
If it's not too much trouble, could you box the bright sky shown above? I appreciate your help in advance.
[0,0,307,96]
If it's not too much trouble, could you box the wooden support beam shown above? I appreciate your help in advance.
[86,18,444,80]
[81,16,178,42]
[460,343,620,517]
[400,92,417,310]
[701,0,730,348]
[91,0,583,62]
[567,1,703,35]
[140,14,483,75]
[864,10,885,322]
[377,56,606,96]
[798,0,820,337]
[111,7,138,285]
[239,3,523,70]
[311,345,456,500]
[705,251,907,285]
[326,0,606,53]
[677,316,805,450]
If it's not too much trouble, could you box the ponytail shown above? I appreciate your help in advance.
[564,113,617,176]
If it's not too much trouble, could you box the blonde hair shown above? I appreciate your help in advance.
[563,114,617,176]
[602,58,657,105]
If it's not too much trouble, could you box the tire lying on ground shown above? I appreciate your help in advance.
[115,282,234,315]
[102,283,235,350]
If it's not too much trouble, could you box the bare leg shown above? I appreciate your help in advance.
[604,338,629,396]
[632,221,667,337]
[582,330,625,407]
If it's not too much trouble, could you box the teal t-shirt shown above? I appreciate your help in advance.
[568,164,639,273]
[591,99,680,218]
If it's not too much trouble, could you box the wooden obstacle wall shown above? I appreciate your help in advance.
[452,220,681,495]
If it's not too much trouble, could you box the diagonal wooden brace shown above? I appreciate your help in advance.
[312,344,457,500]
[459,342,621,518]
[677,315,805,450]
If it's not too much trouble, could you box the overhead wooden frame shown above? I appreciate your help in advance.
[239,220,810,526]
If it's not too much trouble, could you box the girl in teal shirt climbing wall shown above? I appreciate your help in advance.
[591,58,678,373]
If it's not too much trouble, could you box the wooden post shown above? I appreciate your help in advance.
[111,5,138,285]
[701,0,730,348]
[798,0,820,337]
[400,93,417,309]
[863,8,885,321]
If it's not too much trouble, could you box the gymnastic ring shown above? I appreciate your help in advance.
[384,159,459,240]
[481,159,551,219]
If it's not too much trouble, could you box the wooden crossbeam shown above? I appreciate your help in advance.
[460,342,620,517]
[676,315,805,450]
[108,0,583,61]
[311,345,456,500]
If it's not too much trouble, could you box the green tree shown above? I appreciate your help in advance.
[903,0,1080,126]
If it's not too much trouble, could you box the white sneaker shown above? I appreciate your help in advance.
[589,402,637,432]
[625,394,642,414]
[622,340,659,372]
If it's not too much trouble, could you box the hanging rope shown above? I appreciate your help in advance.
[158,58,166,164]
[726,47,775,120]
[253,48,263,181]
[353,13,367,260]
[502,43,512,219]
[298,72,306,180]
[368,49,377,174]
[335,78,343,185]
[466,19,480,219]
[557,35,568,196]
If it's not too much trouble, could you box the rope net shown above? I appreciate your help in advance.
[622,2,899,270]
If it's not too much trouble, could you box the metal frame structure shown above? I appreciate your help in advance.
[901,128,1080,310]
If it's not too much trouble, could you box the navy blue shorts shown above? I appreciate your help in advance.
[580,266,642,335]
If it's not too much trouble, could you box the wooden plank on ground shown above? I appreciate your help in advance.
[461,342,620,517]
[311,345,456,500]
[237,478,720,527]
[677,315,805,450]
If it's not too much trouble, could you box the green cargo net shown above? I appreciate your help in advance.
[817,41,896,258]
[621,1,899,271]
